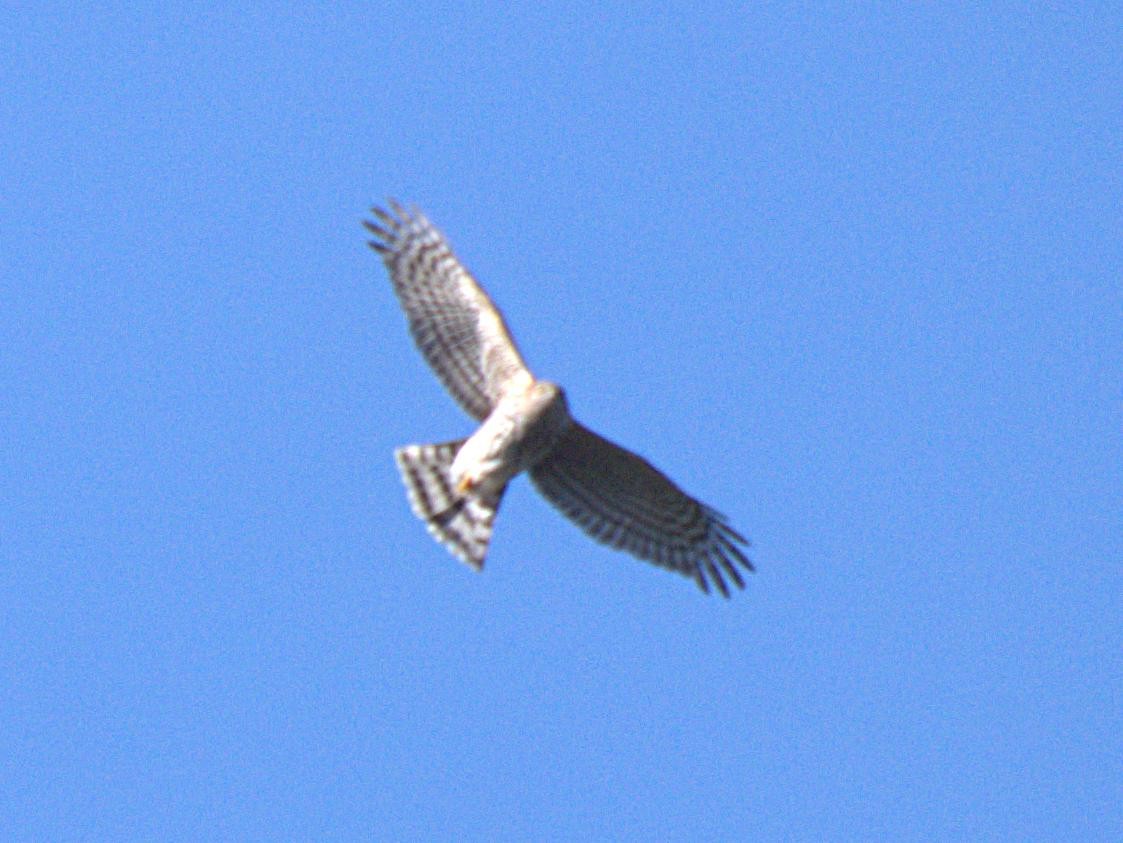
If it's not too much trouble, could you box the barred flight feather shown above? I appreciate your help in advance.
[364,204,531,421]
[530,423,753,596]
[394,441,504,570]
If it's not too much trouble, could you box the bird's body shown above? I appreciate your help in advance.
[365,201,754,596]
[451,380,571,498]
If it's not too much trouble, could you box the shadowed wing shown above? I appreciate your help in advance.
[364,201,533,420]
[530,422,754,597]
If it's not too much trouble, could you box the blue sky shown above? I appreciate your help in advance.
[3,3,1120,839]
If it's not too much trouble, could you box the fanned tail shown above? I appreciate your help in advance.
[393,441,505,570]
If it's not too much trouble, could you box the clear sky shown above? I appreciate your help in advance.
[3,4,1120,840]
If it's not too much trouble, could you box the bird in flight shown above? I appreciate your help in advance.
[364,201,754,596]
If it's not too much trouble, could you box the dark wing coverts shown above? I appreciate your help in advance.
[531,423,754,597]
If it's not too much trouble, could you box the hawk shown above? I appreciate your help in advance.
[364,201,754,596]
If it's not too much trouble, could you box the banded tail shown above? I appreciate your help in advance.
[393,441,505,570]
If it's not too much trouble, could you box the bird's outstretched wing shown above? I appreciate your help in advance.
[364,201,533,420]
[530,422,754,597]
